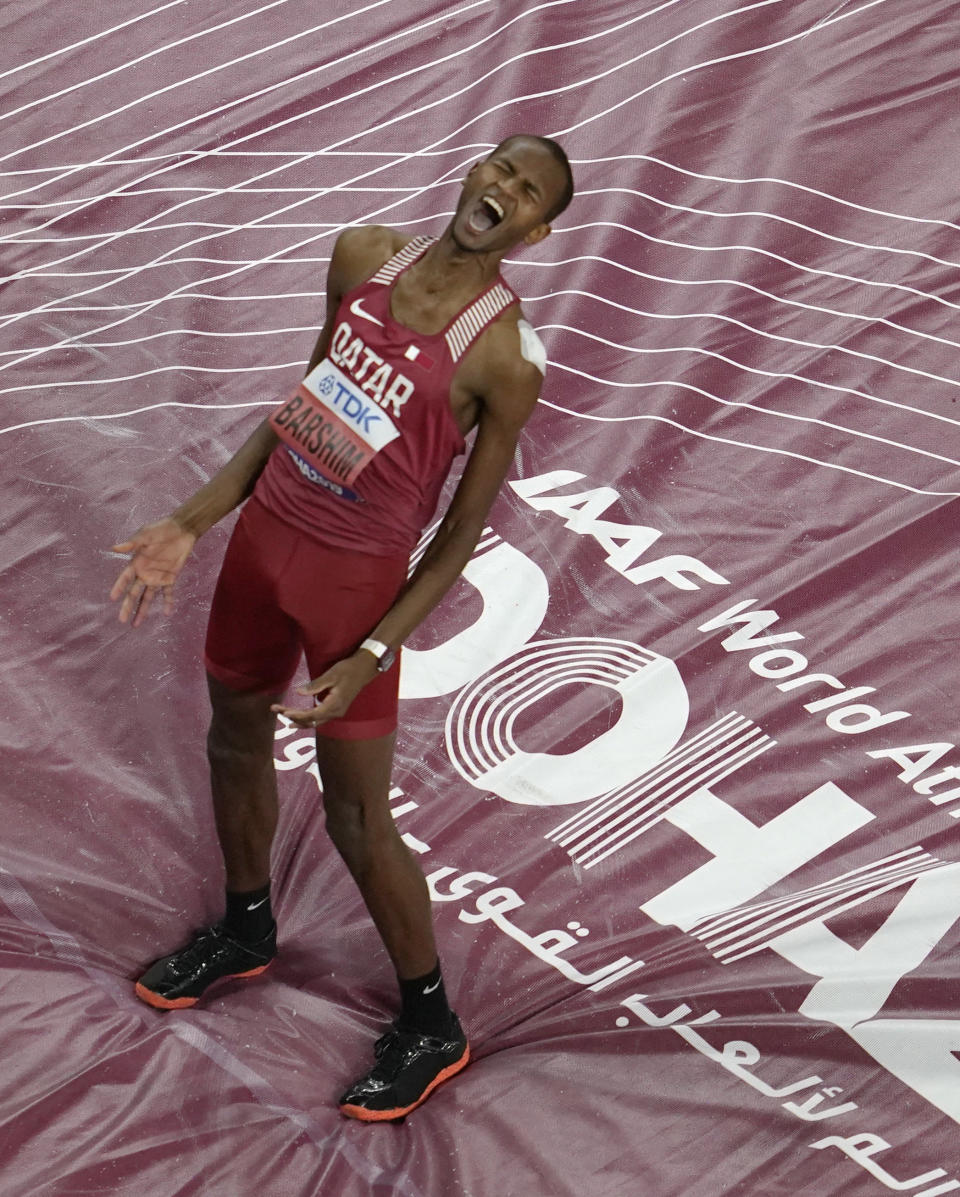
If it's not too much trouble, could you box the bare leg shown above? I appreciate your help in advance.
[327,731,468,1120]
[134,673,280,1008]
[206,673,282,891]
[314,732,437,979]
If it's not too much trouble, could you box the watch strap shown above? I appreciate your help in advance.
[359,637,396,672]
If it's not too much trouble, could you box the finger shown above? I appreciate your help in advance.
[132,586,158,627]
[269,704,318,727]
[118,579,147,624]
[271,688,346,725]
[118,589,136,624]
[109,564,137,602]
[111,540,136,554]
[297,673,336,697]
[310,689,348,723]
[162,585,176,617]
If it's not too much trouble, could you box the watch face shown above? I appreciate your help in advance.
[379,648,397,673]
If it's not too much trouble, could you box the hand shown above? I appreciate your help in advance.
[271,652,379,728]
[109,518,197,626]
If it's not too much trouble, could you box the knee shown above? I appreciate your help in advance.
[324,797,394,865]
[206,718,271,775]
[324,798,363,853]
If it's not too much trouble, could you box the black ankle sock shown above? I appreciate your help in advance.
[222,884,274,943]
[398,961,455,1038]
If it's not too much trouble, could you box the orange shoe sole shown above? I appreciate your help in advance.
[339,1043,471,1122]
[134,961,273,1010]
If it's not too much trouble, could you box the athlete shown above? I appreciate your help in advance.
[109,134,574,1121]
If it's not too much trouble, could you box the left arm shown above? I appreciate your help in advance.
[274,341,542,726]
[370,359,541,650]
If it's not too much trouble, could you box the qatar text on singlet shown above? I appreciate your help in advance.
[257,236,533,557]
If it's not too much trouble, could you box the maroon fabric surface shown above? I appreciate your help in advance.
[3,2,960,1194]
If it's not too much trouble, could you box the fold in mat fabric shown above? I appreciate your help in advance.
[3,2,960,1194]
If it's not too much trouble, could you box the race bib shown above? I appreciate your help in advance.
[269,359,401,494]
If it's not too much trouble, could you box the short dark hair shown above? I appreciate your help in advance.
[490,135,575,223]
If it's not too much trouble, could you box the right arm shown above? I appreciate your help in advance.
[108,225,400,626]
[172,418,279,538]
[172,220,398,534]
[108,418,280,626]
[171,223,369,539]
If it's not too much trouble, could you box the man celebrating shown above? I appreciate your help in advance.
[110,135,574,1121]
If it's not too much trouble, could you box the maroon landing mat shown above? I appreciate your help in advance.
[3,2,960,1194]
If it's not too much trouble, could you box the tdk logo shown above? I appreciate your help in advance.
[319,372,385,435]
[300,361,400,452]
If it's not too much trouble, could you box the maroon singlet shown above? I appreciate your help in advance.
[254,236,519,557]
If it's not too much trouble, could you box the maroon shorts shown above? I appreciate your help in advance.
[204,498,409,740]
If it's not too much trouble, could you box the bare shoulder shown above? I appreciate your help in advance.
[329,225,414,292]
[471,306,546,404]
[450,306,545,438]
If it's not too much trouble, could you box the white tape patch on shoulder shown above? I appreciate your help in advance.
[517,319,547,375]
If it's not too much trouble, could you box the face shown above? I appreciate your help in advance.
[451,137,568,254]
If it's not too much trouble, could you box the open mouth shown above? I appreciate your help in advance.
[467,195,506,233]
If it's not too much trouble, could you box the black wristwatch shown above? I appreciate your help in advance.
[359,637,397,673]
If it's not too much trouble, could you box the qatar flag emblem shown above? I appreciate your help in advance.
[403,344,435,372]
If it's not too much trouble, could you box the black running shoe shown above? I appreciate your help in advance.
[135,921,276,1010]
[338,1015,470,1122]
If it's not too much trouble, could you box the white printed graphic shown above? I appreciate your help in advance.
[445,638,689,806]
[770,859,960,1028]
[510,470,730,592]
[548,712,775,867]
[623,993,860,1123]
[848,1019,960,1131]
[689,846,947,965]
[641,782,874,931]
[757,858,960,1125]
[812,1133,960,1195]
[400,531,550,700]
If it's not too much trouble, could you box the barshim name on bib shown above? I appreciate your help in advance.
[269,360,400,489]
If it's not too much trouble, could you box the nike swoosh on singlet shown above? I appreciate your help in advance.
[349,297,384,327]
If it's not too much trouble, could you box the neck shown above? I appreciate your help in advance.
[415,228,505,292]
